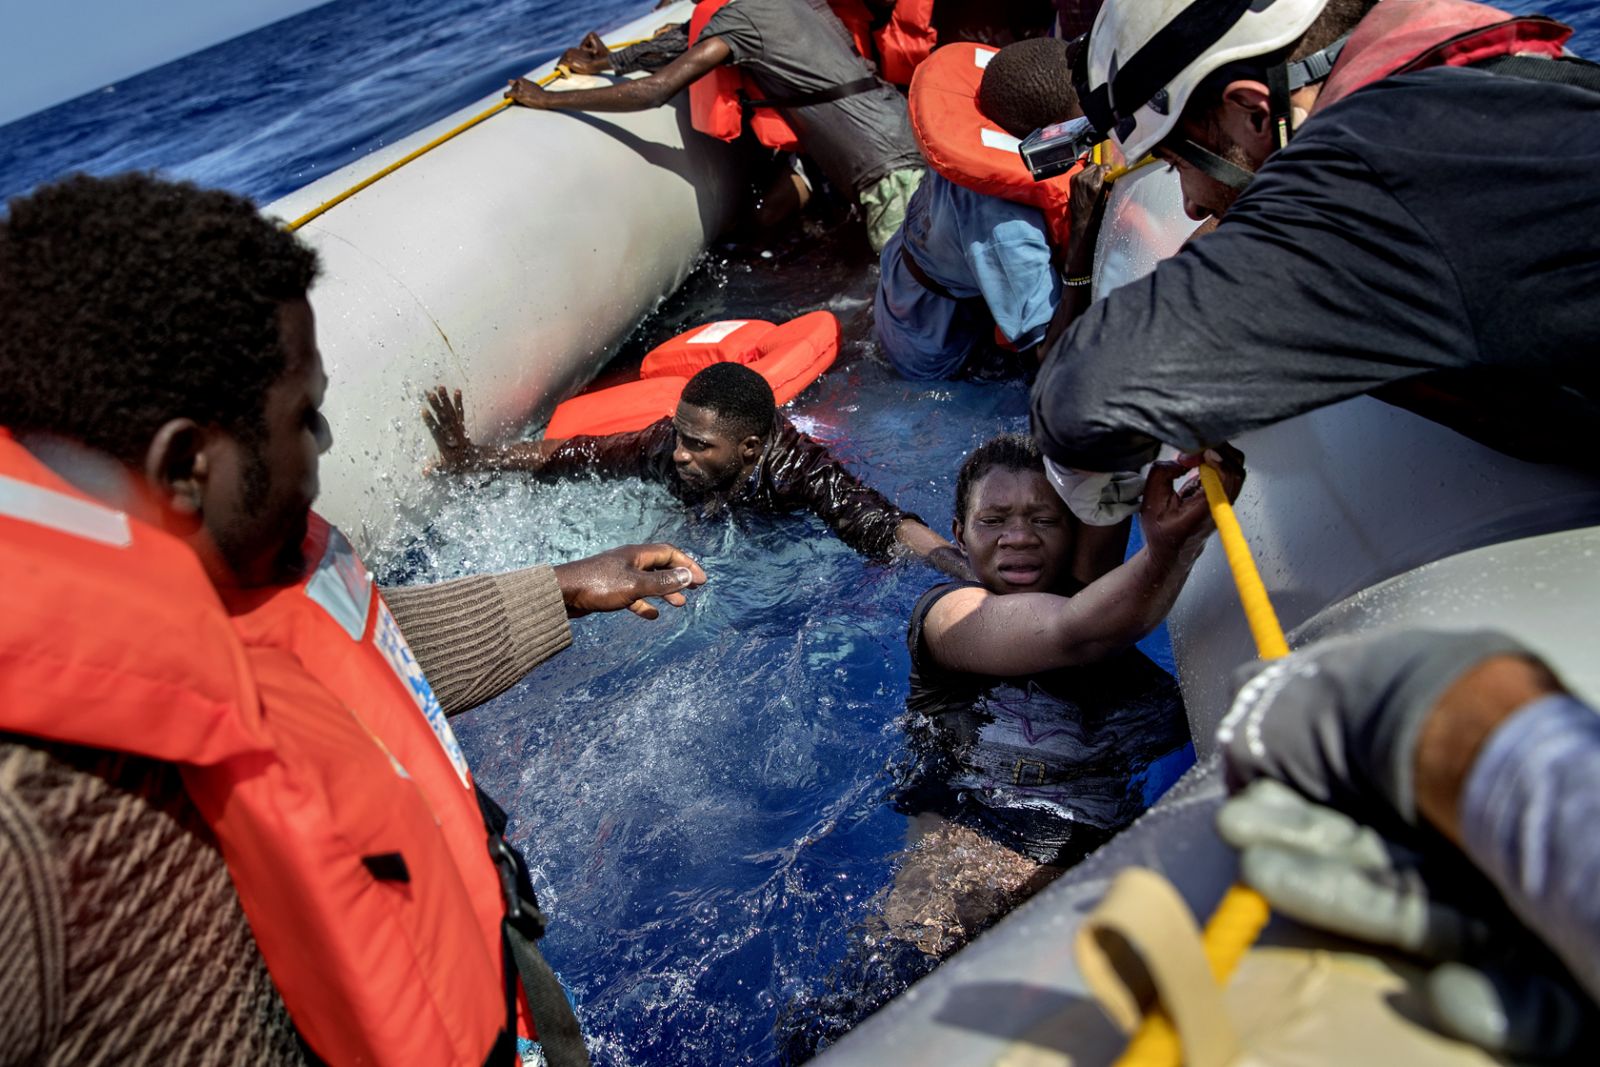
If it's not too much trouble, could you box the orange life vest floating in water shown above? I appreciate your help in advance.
[546,310,840,439]
[908,41,1080,252]
[874,0,937,86]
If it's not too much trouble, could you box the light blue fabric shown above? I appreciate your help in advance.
[874,171,1060,380]
[1461,692,1600,1004]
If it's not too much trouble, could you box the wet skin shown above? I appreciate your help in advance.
[954,468,1075,596]
[670,401,762,495]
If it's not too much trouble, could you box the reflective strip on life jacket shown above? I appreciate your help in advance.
[908,41,1079,251]
[0,430,265,765]
[224,514,536,1044]
[1313,0,1572,113]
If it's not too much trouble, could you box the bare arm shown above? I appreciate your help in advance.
[894,518,977,582]
[1042,163,1110,353]
[1070,515,1131,589]
[506,36,732,113]
[923,453,1243,675]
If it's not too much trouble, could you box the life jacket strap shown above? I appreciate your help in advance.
[475,785,591,1066]
[744,76,881,110]
[1473,53,1600,94]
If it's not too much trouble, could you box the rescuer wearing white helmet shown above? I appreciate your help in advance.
[1030,0,1600,483]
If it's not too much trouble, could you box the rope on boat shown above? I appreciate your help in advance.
[1112,464,1284,1067]
[284,36,648,232]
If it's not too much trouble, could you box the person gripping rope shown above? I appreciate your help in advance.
[875,37,1100,379]
[512,0,927,252]
[1030,0,1600,501]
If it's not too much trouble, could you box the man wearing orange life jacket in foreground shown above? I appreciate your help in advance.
[0,172,708,1066]
[509,0,928,252]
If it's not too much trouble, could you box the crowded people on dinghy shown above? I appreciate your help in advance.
[875,36,1095,379]
[0,173,708,1066]
[1030,0,1600,500]
[424,362,973,578]
[510,0,927,251]
[887,433,1243,951]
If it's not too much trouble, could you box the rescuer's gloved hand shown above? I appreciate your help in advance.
[1216,629,1531,833]
[1218,780,1598,1058]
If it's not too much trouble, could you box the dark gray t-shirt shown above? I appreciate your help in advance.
[704,0,924,196]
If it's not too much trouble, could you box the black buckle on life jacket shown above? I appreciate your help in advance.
[487,833,547,941]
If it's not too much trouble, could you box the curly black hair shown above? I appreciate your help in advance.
[977,37,1081,140]
[954,432,1042,524]
[680,361,776,441]
[0,172,320,465]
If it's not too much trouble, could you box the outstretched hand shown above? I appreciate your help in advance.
[553,543,708,619]
[506,77,552,108]
[1138,443,1245,565]
[421,385,483,473]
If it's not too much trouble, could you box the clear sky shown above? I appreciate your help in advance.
[0,0,333,127]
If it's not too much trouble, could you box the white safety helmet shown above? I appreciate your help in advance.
[1079,0,1332,161]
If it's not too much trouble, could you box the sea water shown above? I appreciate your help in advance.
[4,2,1596,1065]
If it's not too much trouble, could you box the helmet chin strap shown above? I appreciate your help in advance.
[1162,32,1352,195]
[1166,137,1256,191]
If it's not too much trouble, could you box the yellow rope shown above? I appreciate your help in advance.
[284,35,648,232]
[1113,464,1285,1067]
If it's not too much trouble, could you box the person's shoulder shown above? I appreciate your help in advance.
[908,580,986,647]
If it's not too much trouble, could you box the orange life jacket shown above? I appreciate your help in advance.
[1313,0,1571,114]
[908,41,1080,251]
[545,311,840,439]
[223,513,532,1052]
[689,0,804,151]
[686,0,895,151]
[0,432,512,1067]
[873,0,937,86]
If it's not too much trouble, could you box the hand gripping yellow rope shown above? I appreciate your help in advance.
[284,35,648,232]
[1112,464,1284,1067]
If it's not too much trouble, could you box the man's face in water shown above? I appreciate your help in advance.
[202,298,332,586]
[955,467,1075,595]
[671,401,759,494]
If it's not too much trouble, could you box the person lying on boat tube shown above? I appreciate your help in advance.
[884,432,1244,955]
[1028,0,1600,522]
[875,37,1106,380]
[423,362,973,579]
[0,171,707,1066]
[507,0,927,252]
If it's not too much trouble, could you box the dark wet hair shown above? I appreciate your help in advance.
[977,37,1081,139]
[680,361,776,441]
[0,171,320,465]
[954,432,1043,524]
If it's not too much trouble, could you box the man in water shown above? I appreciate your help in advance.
[0,172,701,1064]
[507,0,926,252]
[889,433,1243,952]
[875,36,1098,379]
[1031,0,1600,484]
[423,362,970,576]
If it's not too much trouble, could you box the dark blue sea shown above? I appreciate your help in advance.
[4,2,1595,1065]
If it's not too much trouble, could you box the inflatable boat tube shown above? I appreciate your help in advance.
[264,0,742,555]
[825,162,1600,1064]
[817,525,1600,1065]
[544,310,840,439]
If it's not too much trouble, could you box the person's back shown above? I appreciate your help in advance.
[702,0,924,201]
[1033,0,1600,473]
[875,38,1081,378]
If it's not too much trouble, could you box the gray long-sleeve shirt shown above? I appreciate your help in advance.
[1461,692,1600,1003]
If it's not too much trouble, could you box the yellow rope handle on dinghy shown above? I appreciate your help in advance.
[284,35,648,232]
[1112,464,1284,1067]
